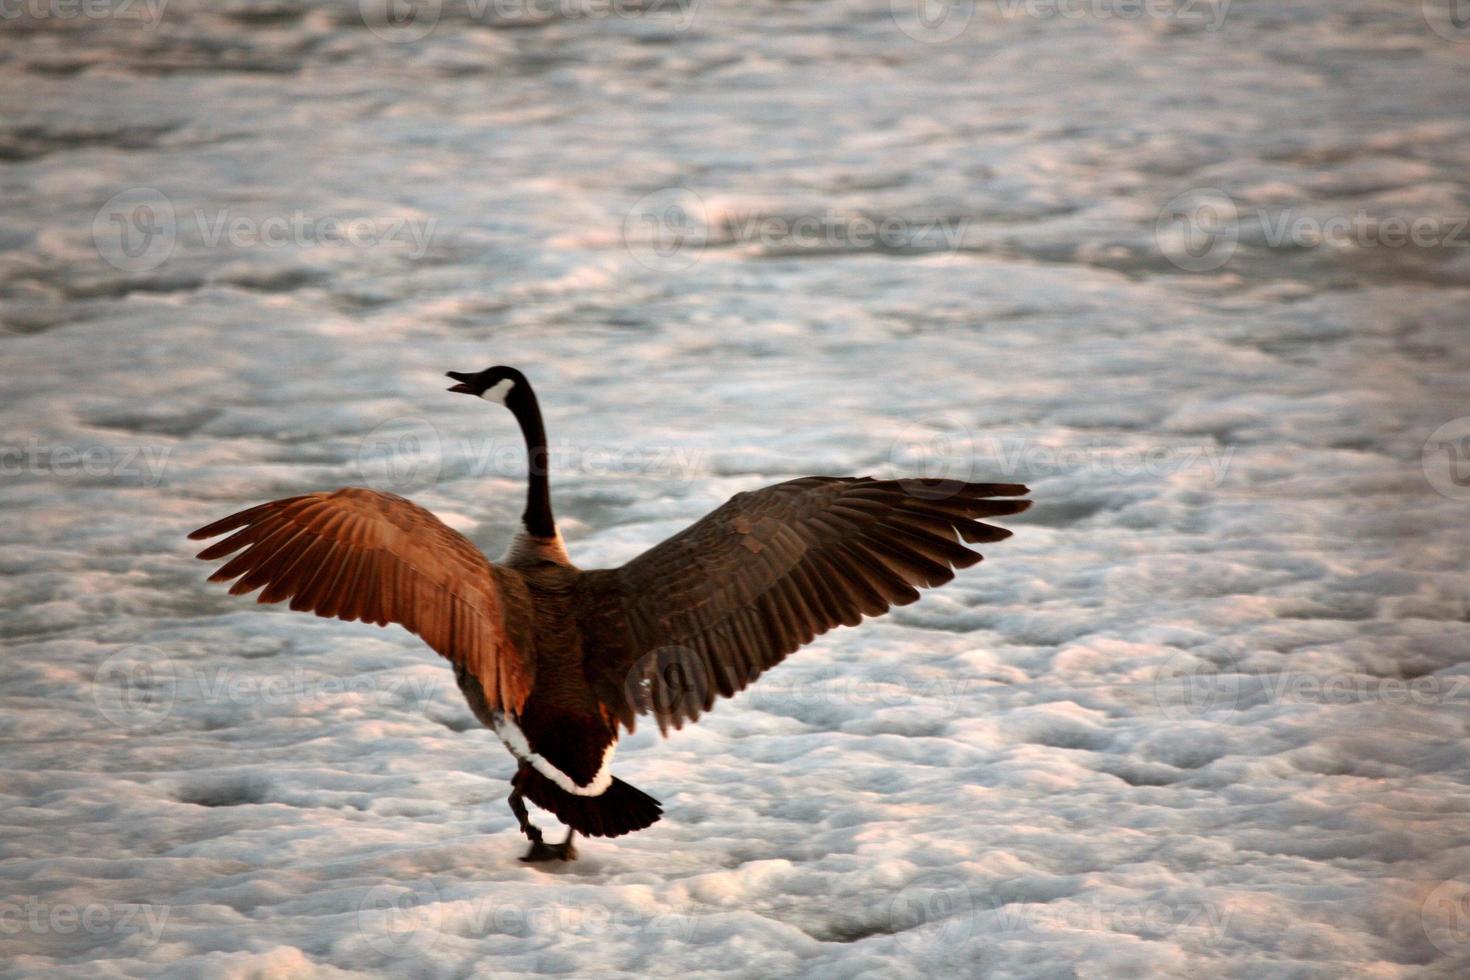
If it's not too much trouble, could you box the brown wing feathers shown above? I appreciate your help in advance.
[192,477,1025,734]
[609,477,1029,733]
[189,488,532,713]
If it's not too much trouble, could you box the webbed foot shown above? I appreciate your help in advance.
[520,830,577,863]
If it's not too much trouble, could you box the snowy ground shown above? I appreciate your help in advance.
[3,1,1470,976]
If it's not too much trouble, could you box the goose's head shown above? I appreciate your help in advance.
[446,366,528,407]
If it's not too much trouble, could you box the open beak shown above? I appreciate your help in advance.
[446,371,477,394]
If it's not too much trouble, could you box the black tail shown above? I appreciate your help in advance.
[513,765,663,839]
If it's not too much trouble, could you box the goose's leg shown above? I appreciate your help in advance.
[522,828,577,863]
[508,782,543,844]
[510,764,577,862]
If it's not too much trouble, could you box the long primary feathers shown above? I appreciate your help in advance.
[189,487,535,714]
[191,478,1028,738]
[599,477,1030,734]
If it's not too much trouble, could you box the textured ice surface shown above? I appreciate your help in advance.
[2,1,1469,977]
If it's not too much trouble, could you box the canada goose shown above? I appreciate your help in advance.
[189,366,1030,862]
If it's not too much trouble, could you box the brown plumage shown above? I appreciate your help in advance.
[189,366,1030,862]
[589,476,1029,735]
[191,488,535,713]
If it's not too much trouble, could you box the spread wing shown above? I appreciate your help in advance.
[188,487,534,713]
[597,477,1030,733]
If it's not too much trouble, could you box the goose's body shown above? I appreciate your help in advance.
[190,366,1030,861]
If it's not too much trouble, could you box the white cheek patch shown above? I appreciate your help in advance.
[481,378,516,405]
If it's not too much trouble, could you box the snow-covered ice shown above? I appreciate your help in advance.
[3,1,1469,976]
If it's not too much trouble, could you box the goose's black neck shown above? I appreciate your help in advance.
[510,384,556,539]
